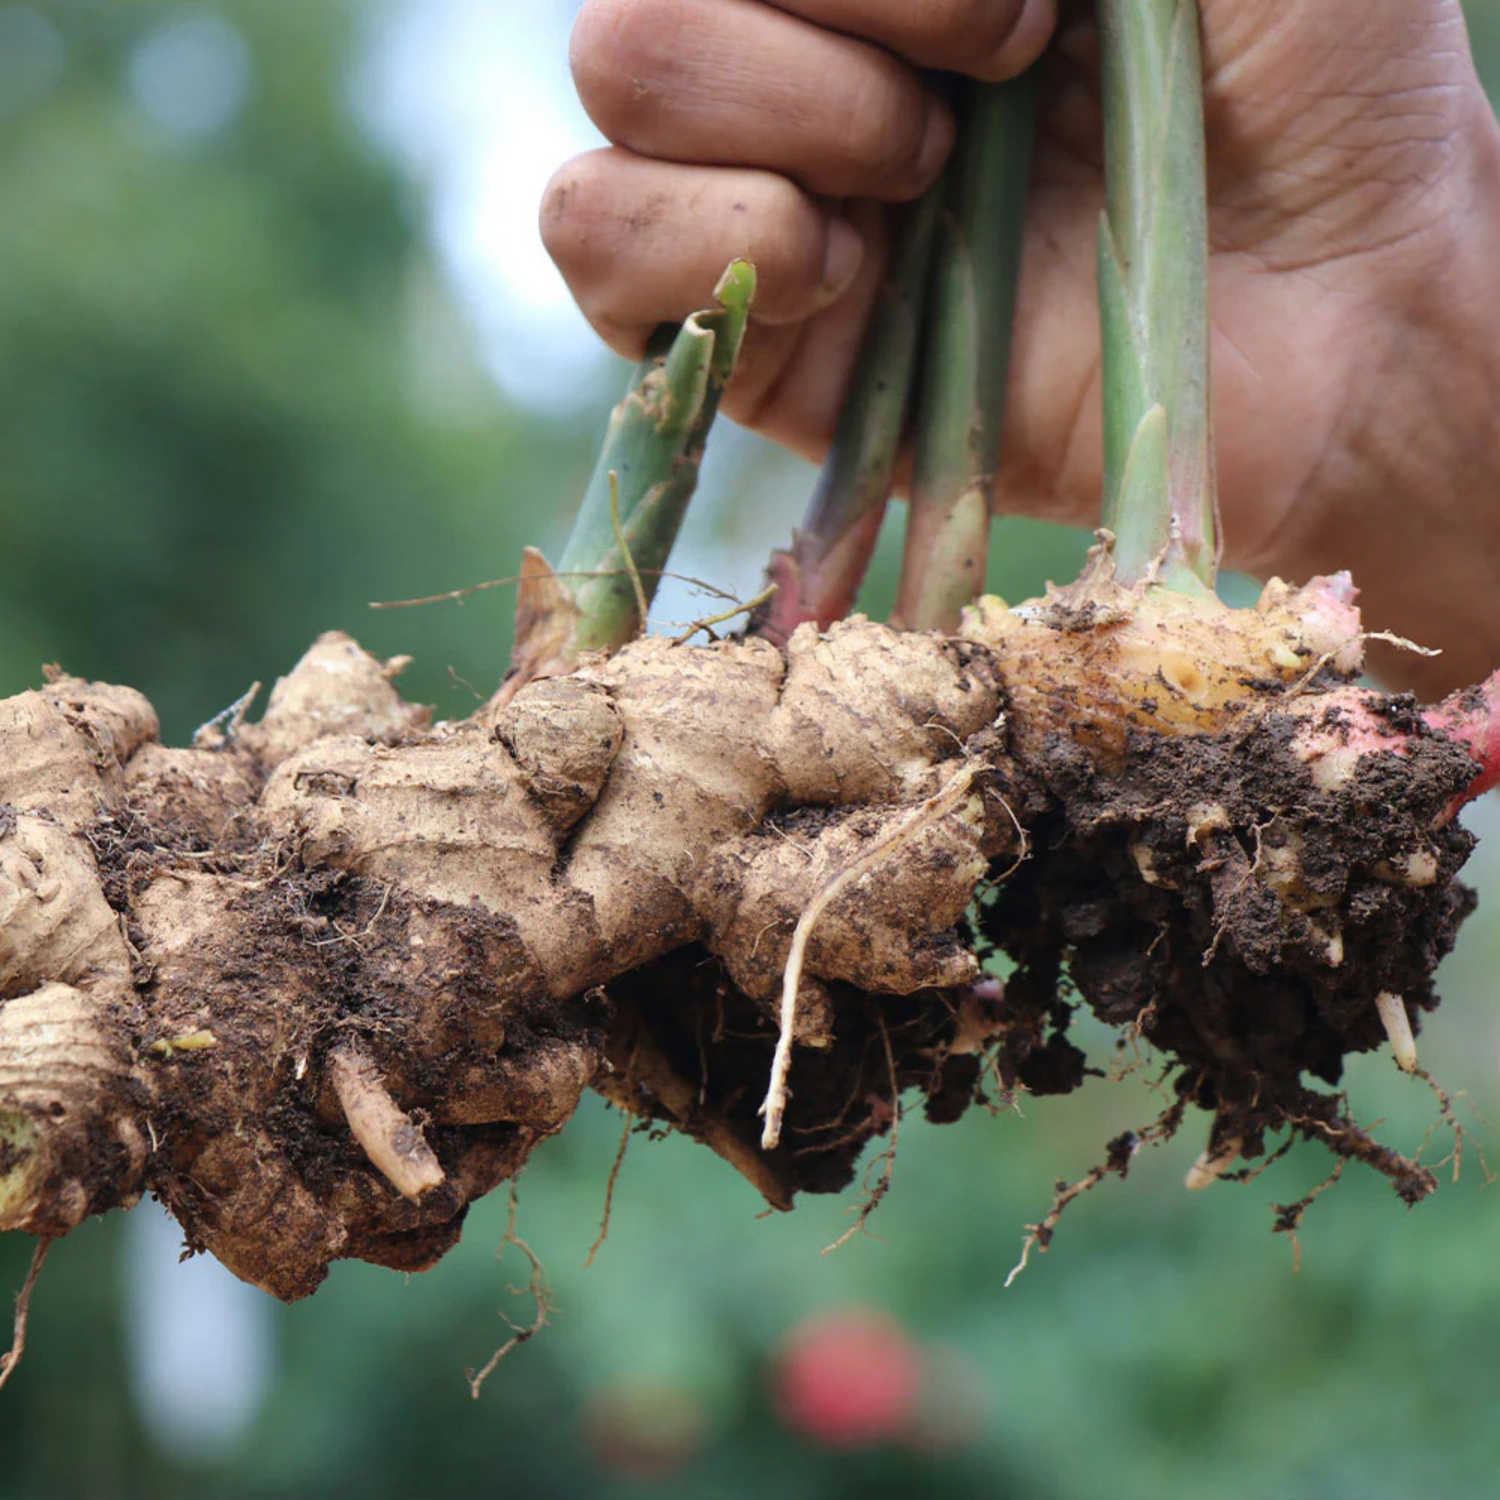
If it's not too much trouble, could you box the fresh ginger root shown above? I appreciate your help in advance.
[0,563,1492,1298]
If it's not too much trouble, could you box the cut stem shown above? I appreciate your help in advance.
[1097,0,1217,591]
[756,186,945,640]
[893,73,1038,632]
[503,262,755,696]
[562,260,754,647]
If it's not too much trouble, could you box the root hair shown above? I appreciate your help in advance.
[0,1236,52,1394]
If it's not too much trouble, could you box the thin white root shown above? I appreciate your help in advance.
[1375,990,1418,1073]
[1003,1233,1035,1289]
[759,764,983,1152]
[329,1045,445,1201]
[1185,1135,1243,1190]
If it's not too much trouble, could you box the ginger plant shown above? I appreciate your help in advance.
[1,0,1498,1354]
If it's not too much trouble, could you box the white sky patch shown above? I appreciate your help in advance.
[354,0,608,410]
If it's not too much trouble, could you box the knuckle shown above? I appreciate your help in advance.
[538,155,609,279]
[674,173,824,320]
[759,176,826,277]
[836,64,928,190]
[753,206,831,319]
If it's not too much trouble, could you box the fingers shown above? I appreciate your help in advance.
[571,0,953,202]
[541,148,867,358]
[765,0,1056,83]
[721,199,897,447]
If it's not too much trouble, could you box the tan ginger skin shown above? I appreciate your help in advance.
[0,569,1489,1299]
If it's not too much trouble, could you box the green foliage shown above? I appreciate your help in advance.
[0,0,592,740]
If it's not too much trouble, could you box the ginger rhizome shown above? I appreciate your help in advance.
[1,561,1492,1299]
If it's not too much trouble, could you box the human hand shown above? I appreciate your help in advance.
[543,1,1500,691]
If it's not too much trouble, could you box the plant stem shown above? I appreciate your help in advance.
[558,260,755,652]
[893,73,1038,631]
[1097,0,1217,591]
[756,185,945,640]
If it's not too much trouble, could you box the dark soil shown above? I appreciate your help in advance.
[606,698,1479,1208]
[985,706,1475,1195]
[61,653,1486,1295]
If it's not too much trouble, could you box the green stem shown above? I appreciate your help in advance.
[893,73,1038,631]
[558,261,755,652]
[756,185,945,640]
[1097,0,1217,592]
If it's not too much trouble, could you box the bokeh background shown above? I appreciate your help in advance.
[3,3,1500,1496]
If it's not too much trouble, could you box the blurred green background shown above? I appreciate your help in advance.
[3,3,1500,1496]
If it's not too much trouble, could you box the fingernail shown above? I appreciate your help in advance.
[987,0,1057,79]
[916,99,955,188]
[816,215,865,306]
